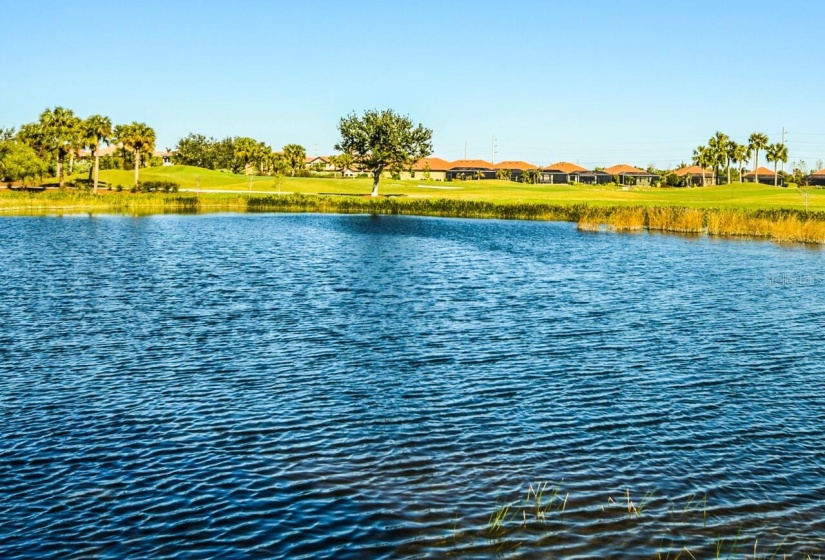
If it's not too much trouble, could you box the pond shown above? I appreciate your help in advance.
[1,214,823,558]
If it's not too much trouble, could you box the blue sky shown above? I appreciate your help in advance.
[2,0,825,169]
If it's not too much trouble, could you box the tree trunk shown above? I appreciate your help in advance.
[134,149,140,187]
[701,170,706,186]
[93,153,100,194]
[774,162,778,188]
[57,156,64,188]
[69,153,75,175]
[727,160,731,185]
[371,168,382,197]
[753,151,758,184]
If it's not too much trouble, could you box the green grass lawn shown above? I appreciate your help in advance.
[75,165,825,211]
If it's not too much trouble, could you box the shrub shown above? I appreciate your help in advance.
[135,180,180,193]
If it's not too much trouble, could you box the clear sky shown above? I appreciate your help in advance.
[2,0,825,169]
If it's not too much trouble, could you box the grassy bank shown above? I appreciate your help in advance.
[57,165,825,211]
[3,189,825,244]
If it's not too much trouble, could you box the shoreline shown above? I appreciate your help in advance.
[1,191,824,245]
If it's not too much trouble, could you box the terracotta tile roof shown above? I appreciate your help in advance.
[604,164,649,175]
[810,168,825,176]
[744,166,777,177]
[154,150,174,157]
[674,165,713,177]
[543,162,587,173]
[412,157,452,171]
[494,160,538,171]
[449,159,495,170]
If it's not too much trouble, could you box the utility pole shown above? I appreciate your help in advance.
[491,135,497,164]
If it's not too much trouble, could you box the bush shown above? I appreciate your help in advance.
[134,180,180,193]
[65,179,91,192]
[72,160,92,176]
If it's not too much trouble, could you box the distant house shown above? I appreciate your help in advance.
[447,159,497,180]
[400,157,452,181]
[744,166,783,186]
[154,150,174,166]
[808,168,825,186]
[75,145,169,166]
[604,164,660,186]
[569,169,612,185]
[673,165,714,186]
[75,145,119,162]
[540,162,587,184]
[494,160,538,182]
[305,156,335,172]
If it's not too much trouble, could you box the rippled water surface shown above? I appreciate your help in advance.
[1,214,825,559]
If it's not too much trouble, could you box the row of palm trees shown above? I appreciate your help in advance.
[16,107,155,193]
[692,132,788,187]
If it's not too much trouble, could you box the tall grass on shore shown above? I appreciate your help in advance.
[577,204,825,244]
[3,190,825,245]
[246,193,587,221]
[706,209,825,243]
[0,190,240,215]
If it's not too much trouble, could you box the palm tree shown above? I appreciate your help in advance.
[82,115,112,194]
[329,152,353,178]
[730,142,750,183]
[119,122,156,186]
[748,132,769,184]
[765,143,788,187]
[38,106,81,188]
[725,140,738,185]
[282,143,306,177]
[707,132,730,184]
[692,145,710,186]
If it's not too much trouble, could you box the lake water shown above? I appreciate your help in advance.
[1,213,824,559]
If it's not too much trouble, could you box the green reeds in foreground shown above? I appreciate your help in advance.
[486,502,514,538]
[447,483,820,559]
[525,480,568,523]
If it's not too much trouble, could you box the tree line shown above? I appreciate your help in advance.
[0,107,156,192]
[171,134,308,177]
[690,132,788,187]
[0,107,324,190]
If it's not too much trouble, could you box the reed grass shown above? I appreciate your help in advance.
[625,487,657,517]
[446,483,820,559]
[680,492,709,527]
[486,502,514,538]
[576,204,825,244]
[646,207,705,233]
[4,190,825,245]
[525,480,567,523]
